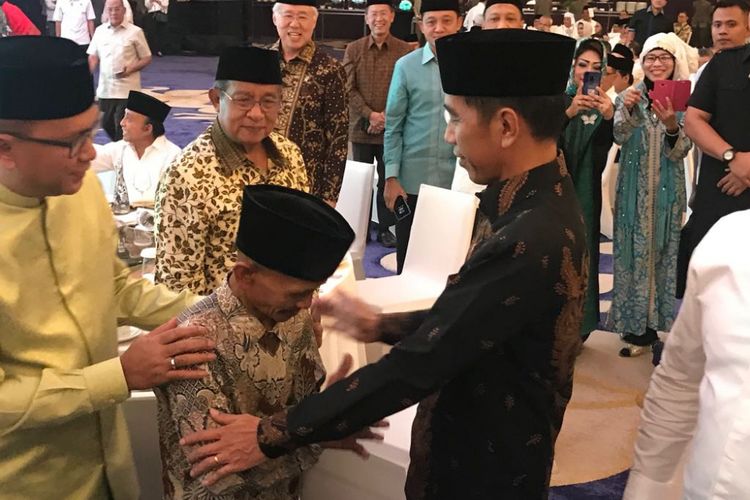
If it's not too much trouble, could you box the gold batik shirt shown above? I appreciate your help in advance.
[155,278,325,499]
[272,41,348,203]
[154,121,309,295]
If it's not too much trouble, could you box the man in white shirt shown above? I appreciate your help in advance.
[44,0,56,35]
[144,0,168,56]
[602,43,634,102]
[53,0,95,47]
[88,0,151,141]
[93,90,180,207]
[623,209,750,500]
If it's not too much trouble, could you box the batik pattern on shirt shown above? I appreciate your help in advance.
[272,41,348,203]
[154,121,309,296]
[155,279,324,499]
[256,160,589,499]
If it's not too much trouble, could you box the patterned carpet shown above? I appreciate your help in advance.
[113,56,647,499]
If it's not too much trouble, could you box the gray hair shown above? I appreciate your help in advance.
[272,2,319,20]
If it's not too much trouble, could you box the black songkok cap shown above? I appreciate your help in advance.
[0,36,94,120]
[275,0,318,7]
[436,29,576,97]
[608,53,634,73]
[366,0,392,6]
[215,46,282,85]
[611,43,634,61]
[484,0,524,14]
[126,91,171,123]
[420,0,459,15]
[609,44,634,73]
[237,185,355,282]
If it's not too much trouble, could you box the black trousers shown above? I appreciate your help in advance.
[351,142,395,233]
[394,193,418,274]
[99,98,128,141]
[145,13,168,54]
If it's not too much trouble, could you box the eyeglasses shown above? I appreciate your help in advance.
[279,12,314,24]
[220,90,280,112]
[0,127,97,158]
[643,54,674,64]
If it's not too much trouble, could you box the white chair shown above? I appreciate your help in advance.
[122,390,163,500]
[302,405,417,500]
[336,160,376,280]
[356,184,478,315]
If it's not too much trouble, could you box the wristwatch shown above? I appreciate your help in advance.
[723,148,736,164]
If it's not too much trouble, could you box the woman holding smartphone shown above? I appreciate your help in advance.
[560,38,614,342]
[608,32,697,358]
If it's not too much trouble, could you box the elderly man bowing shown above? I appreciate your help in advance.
[157,185,385,499]
[270,0,348,205]
[181,29,587,499]
[155,46,309,296]
[0,36,215,500]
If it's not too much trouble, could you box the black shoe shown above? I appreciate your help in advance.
[377,230,396,248]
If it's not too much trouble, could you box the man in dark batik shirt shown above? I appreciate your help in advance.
[182,29,586,499]
[269,0,349,205]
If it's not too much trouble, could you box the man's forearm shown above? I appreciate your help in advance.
[685,108,732,160]
[129,56,152,73]
[378,309,429,345]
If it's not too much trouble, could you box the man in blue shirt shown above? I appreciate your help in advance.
[383,0,462,273]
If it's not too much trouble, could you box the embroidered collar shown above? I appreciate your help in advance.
[210,120,286,176]
[271,40,316,64]
[215,277,247,320]
[477,160,564,222]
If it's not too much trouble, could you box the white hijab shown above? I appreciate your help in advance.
[641,32,699,81]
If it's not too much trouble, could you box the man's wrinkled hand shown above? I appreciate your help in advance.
[316,290,381,343]
[120,318,215,390]
[181,409,267,486]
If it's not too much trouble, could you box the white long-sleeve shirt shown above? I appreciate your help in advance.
[624,209,750,500]
[93,135,180,205]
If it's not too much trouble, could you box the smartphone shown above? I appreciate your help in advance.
[394,195,411,221]
[582,71,602,96]
[648,80,691,112]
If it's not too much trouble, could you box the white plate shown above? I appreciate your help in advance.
[117,326,142,343]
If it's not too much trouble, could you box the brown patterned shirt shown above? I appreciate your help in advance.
[256,160,589,499]
[154,121,309,295]
[342,34,413,145]
[155,278,325,499]
[272,41,348,203]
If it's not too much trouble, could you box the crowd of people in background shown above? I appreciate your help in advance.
[2,0,750,498]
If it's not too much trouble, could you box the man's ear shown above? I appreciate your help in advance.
[208,88,221,111]
[494,107,521,149]
[233,259,261,283]
[0,134,18,171]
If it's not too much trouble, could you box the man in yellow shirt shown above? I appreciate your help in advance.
[0,36,216,499]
